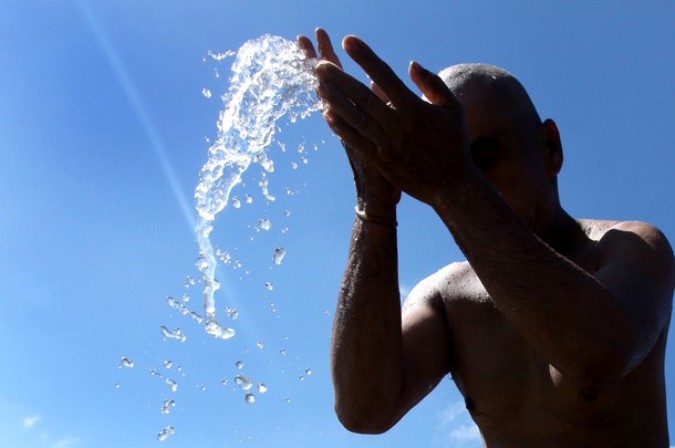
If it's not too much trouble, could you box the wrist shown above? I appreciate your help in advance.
[354,203,397,228]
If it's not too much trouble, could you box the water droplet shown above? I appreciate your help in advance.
[244,194,253,204]
[256,341,264,349]
[164,360,173,369]
[165,378,178,392]
[205,320,236,340]
[157,425,175,442]
[299,375,304,381]
[279,348,286,356]
[301,156,309,164]
[283,209,291,217]
[257,383,268,393]
[226,307,239,320]
[150,369,163,378]
[231,196,242,208]
[195,256,209,273]
[264,281,274,291]
[207,49,235,61]
[290,162,298,169]
[198,384,207,391]
[285,398,291,404]
[189,311,203,324]
[235,360,244,369]
[281,227,289,234]
[217,249,232,264]
[245,393,256,404]
[272,247,286,265]
[160,399,176,415]
[184,276,196,288]
[160,325,186,342]
[221,378,228,386]
[181,292,190,302]
[305,368,313,376]
[202,88,212,99]
[258,218,272,231]
[114,383,120,389]
[234,374,253,390]
[118,357,134,368]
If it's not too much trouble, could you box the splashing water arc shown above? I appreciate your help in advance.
[194,35,321,339]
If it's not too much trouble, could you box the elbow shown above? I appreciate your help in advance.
[334,401,399,434]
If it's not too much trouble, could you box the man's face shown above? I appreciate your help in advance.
[460,90,554,228]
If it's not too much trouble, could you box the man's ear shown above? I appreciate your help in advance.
[541,118,563,176]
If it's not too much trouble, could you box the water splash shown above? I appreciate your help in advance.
[194,34,319,339]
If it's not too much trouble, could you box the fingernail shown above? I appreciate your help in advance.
[410,61,422,72]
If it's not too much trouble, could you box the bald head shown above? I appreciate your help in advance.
[439,63,541,131]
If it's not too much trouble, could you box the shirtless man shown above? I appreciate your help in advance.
[298,29,674,446]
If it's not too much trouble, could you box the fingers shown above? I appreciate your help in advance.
[371,81,391,105]
[296,35,317,59]
[316,61,393,144]
[409,61,459,108]
[342,35,417,109]
[316,28,342,69]
[323,108,378,159]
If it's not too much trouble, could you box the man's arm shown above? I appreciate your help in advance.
[299,29,452,433]
[332,217,452,433]
[315,35,674,393]
[433,177,674,391]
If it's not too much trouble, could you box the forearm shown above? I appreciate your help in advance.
[434,170,635,387]
[331,214,405,432]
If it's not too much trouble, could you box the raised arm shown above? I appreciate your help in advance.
[299,30,452,433]
[315,34,674,394]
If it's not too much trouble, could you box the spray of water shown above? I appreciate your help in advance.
[194,35,320,339]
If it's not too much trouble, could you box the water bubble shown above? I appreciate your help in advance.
[235,360,244,369]
[301,156,309,165]
[118,357,134,368]
[258,218,272,231]
[181,292,190,302]
[299,375,304,381]
[114,383,120,389]
[245,393,256,404]
[157,425,175,442]
[257,383,268,393]
[285,398,291,404]
[272,247,286,265]
[165,378,178,392]
[195,256,209,273]
[164,360,173,369]
[202,88,212,99]
[305,368,313,376]
[231,196,242,208]
[160,325,186,342]
[217,249,232,264]
[244,194,253,204]
[264,281,274,291]
[234,374,253,391]
[161,399,176,415]
[290,162,298,169]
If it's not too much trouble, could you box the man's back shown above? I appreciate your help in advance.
[421,218,670,446]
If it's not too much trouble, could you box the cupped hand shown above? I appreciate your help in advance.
[298,29,401,217]
[315,35,471,206]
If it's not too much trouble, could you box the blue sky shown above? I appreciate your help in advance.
[0,1,673,447]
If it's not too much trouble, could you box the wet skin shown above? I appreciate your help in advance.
[298,29,674,446]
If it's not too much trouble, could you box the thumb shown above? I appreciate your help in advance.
[409,61,456,107]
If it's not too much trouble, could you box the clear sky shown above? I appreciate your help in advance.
[1,1,673,447]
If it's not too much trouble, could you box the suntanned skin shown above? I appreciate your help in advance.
[298,29,674,447]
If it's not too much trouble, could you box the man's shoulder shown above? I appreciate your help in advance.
[406,261,479,306]
[579,218,673,262]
